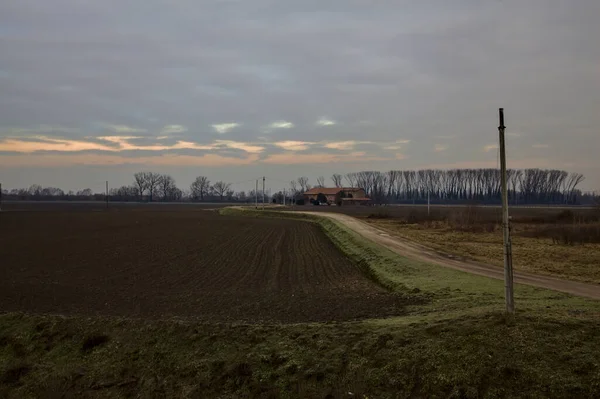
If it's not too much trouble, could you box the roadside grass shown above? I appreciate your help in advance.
[1,207,599,398]
[365,219,600,284]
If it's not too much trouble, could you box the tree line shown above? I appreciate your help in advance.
[1,172,269,203]
[1,168,595,205]
[291,169,590,205]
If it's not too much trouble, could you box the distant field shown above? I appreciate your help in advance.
[280,203,596,222]
[0,208,409,323]
[0,201,234,211]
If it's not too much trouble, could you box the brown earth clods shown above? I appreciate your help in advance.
[0,207,410,323]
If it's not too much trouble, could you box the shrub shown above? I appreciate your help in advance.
[367,211,392,219]
[555,209,575,223]
[449,205,480,228]
[520,224,600,245]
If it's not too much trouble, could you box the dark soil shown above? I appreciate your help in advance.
[0,207,410,323]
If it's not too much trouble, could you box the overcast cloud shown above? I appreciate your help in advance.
[1,0,599,192]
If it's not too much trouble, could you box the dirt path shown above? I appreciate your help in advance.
[298,211,600,300]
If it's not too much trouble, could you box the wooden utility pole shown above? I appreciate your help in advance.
[499,108,515,313]
[255,180,258,209]
[106,181,109,209]
[0,183,3,212]
[262,176,265,210]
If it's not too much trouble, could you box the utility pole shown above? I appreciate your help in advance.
[0,182,3,212]
[262,176,265,210]
[427,190,430,216]
[106,181,109,209]
[499,108,515,313]
[255,180,258,209]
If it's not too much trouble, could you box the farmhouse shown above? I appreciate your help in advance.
[303,187,370,206]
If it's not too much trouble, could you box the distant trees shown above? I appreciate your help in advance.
[158,175,180,201]
[212,181,231,201]
[2,168,594,205]
[110,185,137,201]
[190,176,211,201]
[77,188,93,197]
[132,171,162,201]
[318,169,587,205]
[331,174,343,187]
[146,172,161,202]
[134,172,147,200]
[297,177,310,192]
[289,180,299,197]
[272,191,284,204]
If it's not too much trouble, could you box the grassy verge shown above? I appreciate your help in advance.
[365,219,600,284]
[1,207,599,398]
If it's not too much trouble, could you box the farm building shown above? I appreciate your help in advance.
[303,187,370,206]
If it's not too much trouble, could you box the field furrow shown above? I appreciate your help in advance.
[0,207,410,322]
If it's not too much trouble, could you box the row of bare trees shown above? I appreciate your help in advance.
[2,168,593,205]
[3,185,103,201]
[2,173,248,203]
[288,169,588,205]
[114,172,237,202]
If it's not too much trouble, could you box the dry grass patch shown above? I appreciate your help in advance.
[367,219,600,284]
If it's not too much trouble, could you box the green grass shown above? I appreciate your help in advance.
[2,312,600,398]
[365,219,600,284]
[1,207,600,398]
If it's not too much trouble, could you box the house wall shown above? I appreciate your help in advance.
[351,189,367,198]
[304,193,336,203]
[304,188,367,204]
[339,189,366,198]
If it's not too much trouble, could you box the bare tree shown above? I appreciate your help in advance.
[145,172,161,202]
[134,172,148,200]
[28,184,43,197]
[212,181,231,201]
[180,188,190,200]
[41,187,64,197]
[345,173,357,188]
[225,189,235,201]
[331,174,343,187]
[158,174,177,201]
[190,176,211,201]
[565,172,585,204]
[289,180,298,196]
[76,188,93,197]
[297,177,309,192]
[316,176,325,187]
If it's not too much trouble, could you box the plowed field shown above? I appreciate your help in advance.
[0,208,409,322]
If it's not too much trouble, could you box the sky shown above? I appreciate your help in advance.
[1,0,599,193]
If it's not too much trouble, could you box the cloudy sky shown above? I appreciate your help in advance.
[1,0,599,193]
